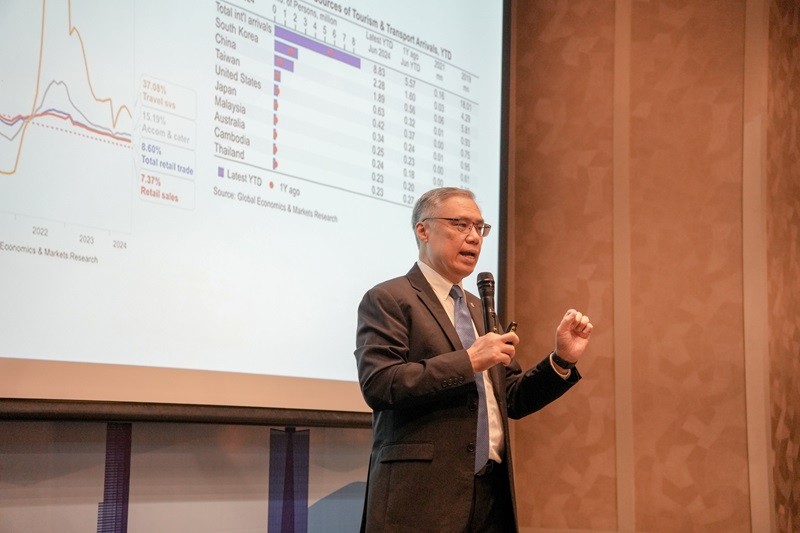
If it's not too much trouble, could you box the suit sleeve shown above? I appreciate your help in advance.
[355,284,476,412]
[504,354,581,420]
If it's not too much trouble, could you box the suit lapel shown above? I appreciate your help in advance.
[465,293,485,336]
[405,264,463,350]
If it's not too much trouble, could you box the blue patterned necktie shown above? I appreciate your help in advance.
[449,285,490,474]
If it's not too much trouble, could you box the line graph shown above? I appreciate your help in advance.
[0,0,133,232]
[1,80,132,145]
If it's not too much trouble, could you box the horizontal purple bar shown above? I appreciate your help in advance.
[275,55,294,72]
[274,40,298,59]
[275,26,361,69]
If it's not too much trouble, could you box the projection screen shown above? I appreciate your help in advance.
[0,0,510,416]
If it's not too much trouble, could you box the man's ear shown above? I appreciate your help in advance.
[415,222,428,243]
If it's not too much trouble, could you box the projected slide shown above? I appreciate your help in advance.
[0,0,504,386]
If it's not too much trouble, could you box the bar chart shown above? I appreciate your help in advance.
[212,0,481,208]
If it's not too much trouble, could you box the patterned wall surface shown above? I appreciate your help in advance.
[628,1,751,531]
[509,0,782,531]
[767,1,800,531]
[512,0,617,530]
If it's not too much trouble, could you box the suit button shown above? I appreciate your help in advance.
[468,399,478,411]
[467,443,475,453]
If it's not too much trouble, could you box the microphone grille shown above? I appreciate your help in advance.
[477,272,494,286]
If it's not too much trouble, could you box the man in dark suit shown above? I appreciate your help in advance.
[355,187,593,532]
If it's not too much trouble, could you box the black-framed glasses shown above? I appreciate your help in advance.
[422,217,491,237]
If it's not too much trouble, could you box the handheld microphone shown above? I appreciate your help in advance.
[476,272,499,334]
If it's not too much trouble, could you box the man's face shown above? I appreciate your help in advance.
[416,196,484,284]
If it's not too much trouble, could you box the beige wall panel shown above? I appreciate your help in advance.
[512,0,616,529]
[767,1,800,531]
[628,0,751,531]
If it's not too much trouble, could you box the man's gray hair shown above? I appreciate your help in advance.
[411,187,476,245]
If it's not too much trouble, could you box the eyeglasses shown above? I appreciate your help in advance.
[422,217,492,237]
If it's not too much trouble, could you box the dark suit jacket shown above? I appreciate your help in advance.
[355,264,580,532]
